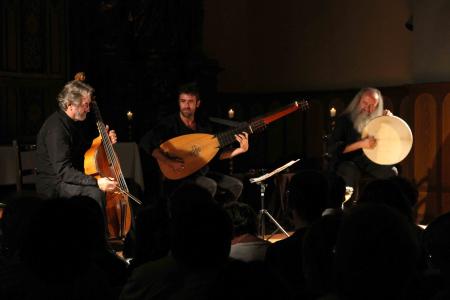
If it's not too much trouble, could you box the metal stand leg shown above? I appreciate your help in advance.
[257,182,289,240]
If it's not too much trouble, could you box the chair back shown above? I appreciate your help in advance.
[12,139,37,191]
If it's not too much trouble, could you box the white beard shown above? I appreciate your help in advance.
[74,109,87,121]
[351,110,376,133]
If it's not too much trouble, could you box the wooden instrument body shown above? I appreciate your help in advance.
[84,134,132,240]
[158,133,220,180]
[157,101,309,180]
[75,73,134,242]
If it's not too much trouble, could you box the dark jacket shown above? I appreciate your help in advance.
[36,110,98,198]
[326,113,363,171]
[140,113,213,154]
[139,113,213,176]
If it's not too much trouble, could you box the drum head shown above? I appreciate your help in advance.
[362,115,413,165]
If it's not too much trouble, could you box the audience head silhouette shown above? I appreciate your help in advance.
[423,211,450,275]
[1,192,45,258]
[303,213,342,297]
[168,183,233,270]
[359,178,413,221]
[334,203,419,300]
[20,197,102,282]
[223,201,258,237]
[390,176,419,210]
[287,170,329,225]
[129,203,170,268]
[327,174,346,210]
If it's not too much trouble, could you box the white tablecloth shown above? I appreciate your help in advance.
[113,142,145,191]
[0,142,145,191]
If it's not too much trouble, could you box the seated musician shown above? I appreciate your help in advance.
[326,87,397,201]
[36,80,118,210]
[140,83,249,202]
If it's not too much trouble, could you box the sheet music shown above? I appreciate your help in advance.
[249,159,300,184]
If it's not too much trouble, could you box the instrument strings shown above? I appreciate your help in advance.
[93,102,130,194]
[116,186,143,205]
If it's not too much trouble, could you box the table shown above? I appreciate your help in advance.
[113,142,145,192]
[0,142,145,192]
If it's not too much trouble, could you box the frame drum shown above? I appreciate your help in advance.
[362,115,413,165]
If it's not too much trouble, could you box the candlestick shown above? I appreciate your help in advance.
[228,108,235,119]
[227,108,235,174]
[330,107,336,118]
[126,111,133,141]
[127,111,133,121]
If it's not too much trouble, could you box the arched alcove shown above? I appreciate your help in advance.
[414,93,438,223]
[441,93,450,213]
[399,95,414,179]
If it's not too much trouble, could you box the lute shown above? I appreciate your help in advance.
[157,100,309,180]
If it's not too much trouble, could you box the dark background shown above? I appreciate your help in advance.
[2,0,450,222]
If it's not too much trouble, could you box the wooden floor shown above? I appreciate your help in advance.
[266,232,293,243]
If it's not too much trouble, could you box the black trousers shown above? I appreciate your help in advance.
[336,156,397,201]
[163,171,244,203]
[57,182,106,211]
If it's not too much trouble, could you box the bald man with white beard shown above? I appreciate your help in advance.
[326,87,398,203]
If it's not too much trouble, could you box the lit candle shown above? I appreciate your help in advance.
[330,107,336,118]
[228,108,235,119]
[127,111,133,120]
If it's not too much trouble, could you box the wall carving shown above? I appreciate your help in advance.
[0,0,66,142]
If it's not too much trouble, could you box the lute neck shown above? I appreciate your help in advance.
[215,101,306,148]
[216,120,265,148]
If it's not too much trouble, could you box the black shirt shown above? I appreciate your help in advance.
[140,113,213,175]
[326,113,363,170]
[36,110,98,198]
[140,113,213,152]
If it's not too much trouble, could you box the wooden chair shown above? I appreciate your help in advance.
[12,139,37,192]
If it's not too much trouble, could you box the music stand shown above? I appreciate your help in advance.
[249,159,300,240]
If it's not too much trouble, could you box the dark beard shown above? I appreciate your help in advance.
[180,109,194,119]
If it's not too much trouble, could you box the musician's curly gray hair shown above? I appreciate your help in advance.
[343,87,384,116]
[57,80,94,111]
[344,87,384,133]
